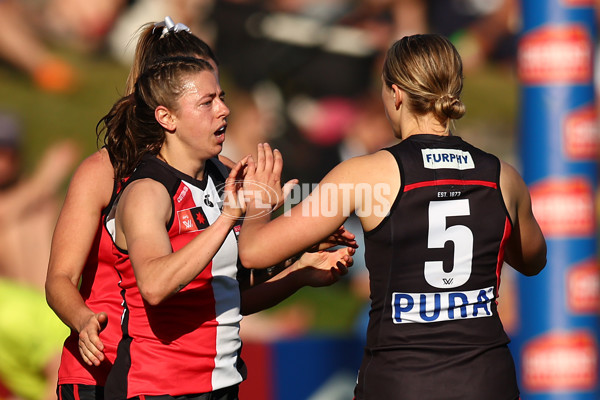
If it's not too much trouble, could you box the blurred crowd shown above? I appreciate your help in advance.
[0,1,522,399]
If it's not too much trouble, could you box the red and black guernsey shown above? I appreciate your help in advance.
[355,134,519,400]
[104,155,245,400]
[57,178,123,387]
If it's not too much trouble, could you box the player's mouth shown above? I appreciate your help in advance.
[214,124,227,143]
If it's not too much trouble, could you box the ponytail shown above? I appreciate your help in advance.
[96,94,149,182]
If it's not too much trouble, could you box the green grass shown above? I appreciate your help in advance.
[0,50,130,170]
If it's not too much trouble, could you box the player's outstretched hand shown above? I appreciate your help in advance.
[221,155,249,221]
[244,143,298,213]
[308,225,358,252]
[293,246,355,287]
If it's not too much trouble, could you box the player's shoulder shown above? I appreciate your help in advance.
[122,177,169,201]
[324,150,396,185]
[66,148,114,204]
[119,177,172,219]
[339,150,393,169]
[75,148,114,181]
[499,159,530,206]
[499,160,525,186]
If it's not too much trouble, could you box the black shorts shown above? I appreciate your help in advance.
[127,385,239,400]
[57,384,103,400]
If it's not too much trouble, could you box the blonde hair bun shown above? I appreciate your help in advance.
[434,94,466,121]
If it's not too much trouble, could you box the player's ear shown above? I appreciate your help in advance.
[155,106,176,131]
[391,84,403,109]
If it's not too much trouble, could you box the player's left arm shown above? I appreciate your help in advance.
[240,246,355,315]
[500,161,547,276]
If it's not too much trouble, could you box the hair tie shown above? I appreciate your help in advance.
[153,16,191,39]
[440,93,456,102]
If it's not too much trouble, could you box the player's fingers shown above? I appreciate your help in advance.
[87,346,104,365]
[263,143,274,174]
[256,143,265,172]
[79,340,98,366]
[344,247,355,267]
[228,157,248,184]
[86,336,106,364]
[272,148,283,180]
[79,350,94,366]
[338,237,358,248]
[97,312,108,329]
[330,268,341,281]
[245,155,255,171]
[335,262,349,276]
[339,226,356,240]
[243,156,256,184]
[89,331,105,353]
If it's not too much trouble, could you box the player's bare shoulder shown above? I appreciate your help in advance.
[499,160,531,222]
[65,148,115,208]
[328,150,398,185]
[75,148,114,184]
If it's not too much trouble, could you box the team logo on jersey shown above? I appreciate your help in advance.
[567,259,600,314]
[518,25,592,85]
[176,185,189,203]
[391,286,494,324]
[421,149,475,170]
[563,104,598,160]
[522,330,597,391]
[178,207,210,233]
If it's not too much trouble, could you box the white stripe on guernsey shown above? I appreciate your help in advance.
[184,180,244,389]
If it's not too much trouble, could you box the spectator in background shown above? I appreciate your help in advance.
[35,0,128,52]
[209,0,380,183]
[346,0,519,72]
[0,0,77,92]
[0,111,77,399]
[220,88,277,163]
[108,0,217,66]
[428,0,519,71]
[0,111,79,290]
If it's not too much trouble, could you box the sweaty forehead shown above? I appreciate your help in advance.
[179,70,218,96]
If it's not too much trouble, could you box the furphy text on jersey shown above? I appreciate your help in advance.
[392,286,495,324]
[422,149,475,170]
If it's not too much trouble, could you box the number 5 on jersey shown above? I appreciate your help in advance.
[425,199,473,289]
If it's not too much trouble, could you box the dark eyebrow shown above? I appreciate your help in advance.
[198,89,224,103]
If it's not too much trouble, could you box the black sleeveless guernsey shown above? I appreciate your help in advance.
[355,134,519,400]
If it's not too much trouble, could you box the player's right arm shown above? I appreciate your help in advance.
[114,158,247,306]
[500,160,547,276]
[45,148,115,366]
